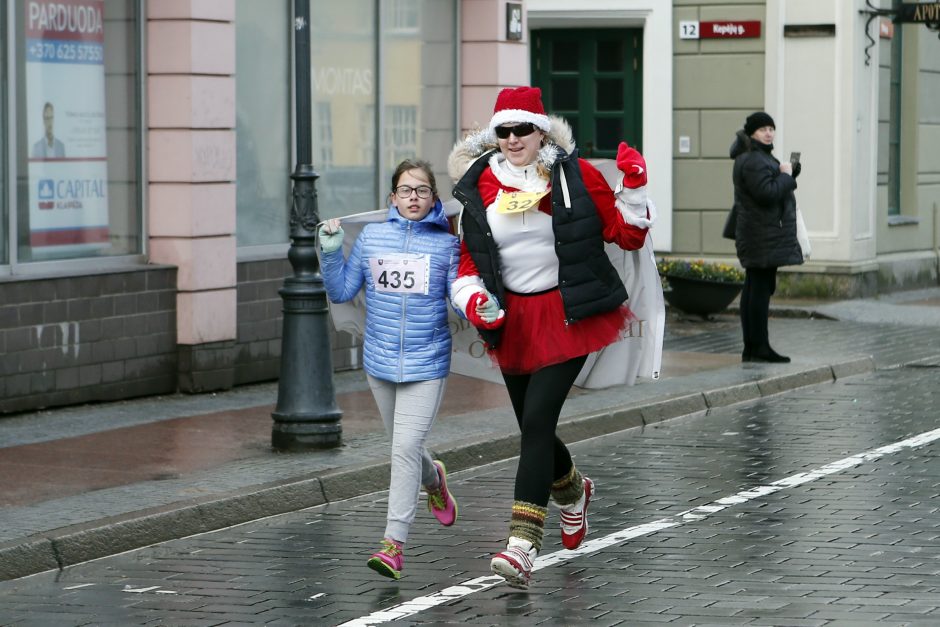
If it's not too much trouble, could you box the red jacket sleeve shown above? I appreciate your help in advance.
[457,240,480,279]
[579,159,648,251]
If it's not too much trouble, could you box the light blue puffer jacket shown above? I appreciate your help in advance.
[320,200,459,383]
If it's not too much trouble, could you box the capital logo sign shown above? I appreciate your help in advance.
[38,179,55,199]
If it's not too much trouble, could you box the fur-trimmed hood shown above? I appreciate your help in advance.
[447,114,576,182]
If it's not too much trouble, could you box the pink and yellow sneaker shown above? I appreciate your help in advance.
[427,460,458,526]
[367,538,404,580]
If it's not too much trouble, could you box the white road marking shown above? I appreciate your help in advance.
[119,584,176,595]
[340,426,940,626]
[122,585,161,593]
[63,583,95,590]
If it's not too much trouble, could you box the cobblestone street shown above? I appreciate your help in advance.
[2,362,939,626]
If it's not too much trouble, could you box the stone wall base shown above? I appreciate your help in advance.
[779,252,938,299]
[178,341,237,393]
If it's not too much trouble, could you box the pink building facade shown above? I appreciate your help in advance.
[0,0,502,413]
[4,0,935,414]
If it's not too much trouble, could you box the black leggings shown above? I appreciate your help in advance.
[502,355,587,507]
[740,267,777,350]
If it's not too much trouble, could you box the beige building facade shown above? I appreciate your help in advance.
[517,0,939,297]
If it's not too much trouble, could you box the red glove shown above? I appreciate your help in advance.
[466,291,505,330]
[616,141,647,189]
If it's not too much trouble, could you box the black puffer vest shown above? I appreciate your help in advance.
[452,148,627,348]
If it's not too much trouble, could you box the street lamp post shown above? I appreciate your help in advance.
[271,0,342,450]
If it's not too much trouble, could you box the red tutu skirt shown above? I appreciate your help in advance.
[489,289,634,375]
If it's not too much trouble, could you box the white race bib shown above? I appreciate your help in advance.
[368,254,430,295]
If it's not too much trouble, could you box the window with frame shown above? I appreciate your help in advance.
[886,18,903,216]
[379,0,458,200]
[385,105,417,170]
[10,0,141,266]
[0,5,7,265]
[235,0,291,248]
[311,0,377,219]
[315,102,333,169]
[389,0,419,33]
[358,104,376,169]
[232,0,456,223]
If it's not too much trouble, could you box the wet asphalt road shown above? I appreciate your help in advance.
[1,364,939,626]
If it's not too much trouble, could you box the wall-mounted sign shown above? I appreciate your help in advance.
[861,0,940,66]
[678,21,699,39]
[679,20,761,40]
[26,0,110,255]
[506,2,522,41]
[700,20,761,38]
[783,23,837,37]
[895,2,940,23]
[880,18,895,38]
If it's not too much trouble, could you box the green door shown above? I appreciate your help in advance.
[531,29,643,158]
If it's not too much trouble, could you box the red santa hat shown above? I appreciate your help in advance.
[488,86,551,134]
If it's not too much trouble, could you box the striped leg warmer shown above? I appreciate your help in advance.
[550,465,584,507]
[509,500,547,552]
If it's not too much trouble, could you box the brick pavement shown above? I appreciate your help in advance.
[0,290,939,586]
[1,364,939,625]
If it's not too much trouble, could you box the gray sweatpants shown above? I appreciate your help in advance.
[366,374,447,543]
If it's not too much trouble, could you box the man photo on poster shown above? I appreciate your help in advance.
[31,102,66,159]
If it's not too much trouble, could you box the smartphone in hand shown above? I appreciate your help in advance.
[790,151,801,165]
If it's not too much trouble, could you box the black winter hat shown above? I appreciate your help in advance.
[744,111,775,136]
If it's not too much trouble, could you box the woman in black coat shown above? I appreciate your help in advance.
[730,112,804,363]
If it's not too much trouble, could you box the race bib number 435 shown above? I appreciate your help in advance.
[369,254,430,295]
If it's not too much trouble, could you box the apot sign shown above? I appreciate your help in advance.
[679,20,762,40]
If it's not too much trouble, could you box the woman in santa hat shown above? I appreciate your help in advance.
[448,86,653,589]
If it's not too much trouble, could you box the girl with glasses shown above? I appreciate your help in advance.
[447,86,654,589]
[318,159,460,580]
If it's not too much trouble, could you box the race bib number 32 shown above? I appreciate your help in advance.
[369,254,430,295]
[495,189,549,214]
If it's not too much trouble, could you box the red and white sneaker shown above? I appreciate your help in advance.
[490,537,537,590]
[560,477,594,550]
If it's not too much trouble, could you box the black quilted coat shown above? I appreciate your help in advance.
[729,131,804,269]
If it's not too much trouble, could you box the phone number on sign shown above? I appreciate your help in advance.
[28,41,103,63]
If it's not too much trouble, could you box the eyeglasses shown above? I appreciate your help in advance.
[394,185,433,199]
[494,123,537,139]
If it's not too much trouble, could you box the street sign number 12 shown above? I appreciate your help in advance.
[679,21,700,39]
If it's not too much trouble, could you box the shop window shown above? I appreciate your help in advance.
[886,21,902,216]
[315,102,333,169]
[0,6,7,265]
[9,0,142,266]
[311,0,377,219]
[230,1,456,226]
[379,0,458,199]
[389,0,420,33]
[385,105,417,171]
[235,0,291,248]
[359,104,376,172]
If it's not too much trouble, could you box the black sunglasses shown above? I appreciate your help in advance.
[494,123,537,139]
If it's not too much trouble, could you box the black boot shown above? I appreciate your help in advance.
[746,346,790,363]
[741,342,753,362]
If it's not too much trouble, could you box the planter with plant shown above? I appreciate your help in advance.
[657,258,745,318]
